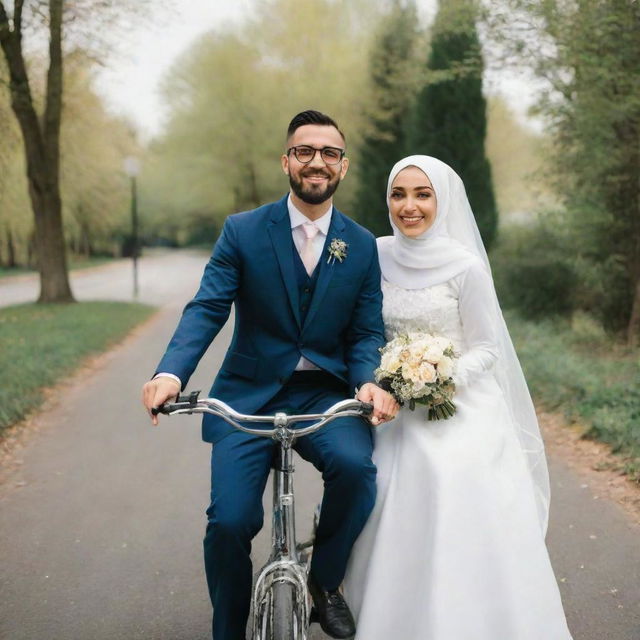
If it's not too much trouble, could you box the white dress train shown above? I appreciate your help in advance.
[344,274,572,640]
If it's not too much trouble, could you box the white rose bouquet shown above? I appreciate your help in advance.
[374,332,458,420]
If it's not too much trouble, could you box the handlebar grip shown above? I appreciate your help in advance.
[151,390,201,416]
[151,404,172,416]
[360,402,373,417]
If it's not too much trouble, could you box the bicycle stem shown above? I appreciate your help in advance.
[271,415,299,564]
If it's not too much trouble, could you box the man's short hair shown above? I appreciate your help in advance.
[286,110,346,145]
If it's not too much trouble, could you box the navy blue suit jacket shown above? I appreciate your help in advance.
[155,195,385,443]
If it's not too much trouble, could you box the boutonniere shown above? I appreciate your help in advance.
[327,238,348,264]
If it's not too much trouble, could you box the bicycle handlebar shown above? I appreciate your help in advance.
[152,391,373,438]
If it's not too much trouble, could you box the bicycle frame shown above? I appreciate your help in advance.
[253,420,310,639]
[154,393,371,640]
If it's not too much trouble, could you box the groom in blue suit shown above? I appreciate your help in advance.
[143,110,397,640]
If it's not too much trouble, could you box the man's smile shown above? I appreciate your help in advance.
[303,172,330,183]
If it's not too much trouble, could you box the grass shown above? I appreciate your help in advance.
[0,265,34,278]
[0,301,156,434]
[0,256,118,279]
[506,311,640,479]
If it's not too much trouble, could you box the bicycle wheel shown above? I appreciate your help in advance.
[268,580,297,640]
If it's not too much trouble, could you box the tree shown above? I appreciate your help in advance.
[490,0,640,343]
[0,59,30,268]
[411,0,498,249]
[0,0,72,301]
[0,0,152,302]
[144,0,381,238]
[60,54,135,258]
[353,0,423,236]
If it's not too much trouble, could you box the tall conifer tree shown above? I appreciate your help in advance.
[354,1,421,237]
[411,0,498,249]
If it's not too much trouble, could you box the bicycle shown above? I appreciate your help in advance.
[153,391,372,640]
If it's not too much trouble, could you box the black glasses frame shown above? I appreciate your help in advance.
[287,145,346,165]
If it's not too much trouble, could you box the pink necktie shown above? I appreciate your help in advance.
[300,222,320,276]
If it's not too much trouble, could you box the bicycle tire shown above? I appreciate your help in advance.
[268,580,297,640]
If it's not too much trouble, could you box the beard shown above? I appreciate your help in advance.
[289,168,341,205]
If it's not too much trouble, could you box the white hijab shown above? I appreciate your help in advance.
[378,155,551,535]
[378,155,480,289]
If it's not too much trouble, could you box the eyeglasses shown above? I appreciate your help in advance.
[287,145,345,165]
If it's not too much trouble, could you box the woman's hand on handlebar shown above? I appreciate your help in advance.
[142,376,181,426]
[356,383,399,426]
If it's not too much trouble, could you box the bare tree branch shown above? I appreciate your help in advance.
[0,2,12,45]
[14,0,24,37]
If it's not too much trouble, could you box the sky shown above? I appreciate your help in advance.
[94,0,539,141]
[94,1,253,140]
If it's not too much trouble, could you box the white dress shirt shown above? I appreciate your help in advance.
[288,196,332,270]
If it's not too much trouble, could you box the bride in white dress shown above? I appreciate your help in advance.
[344,155,572,639]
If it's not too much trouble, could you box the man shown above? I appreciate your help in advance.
[142,110,398,640]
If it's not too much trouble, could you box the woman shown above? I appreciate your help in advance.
[344,156,572,639]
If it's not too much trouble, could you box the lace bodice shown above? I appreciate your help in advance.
[381,268,500,387]
[382,279,465,349]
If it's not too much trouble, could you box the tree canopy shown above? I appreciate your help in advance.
[410,0,498,249]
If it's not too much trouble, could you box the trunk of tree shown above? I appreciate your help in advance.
[0,0,74,302]
[627,274,640,347]
[0,227,5,267]
[29,178,73,301]
[27,232,36,269]
[6,227,16,267]
[80,219,92,257]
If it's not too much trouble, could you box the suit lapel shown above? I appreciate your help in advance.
[303,208,346,330]
[267,198,301,329]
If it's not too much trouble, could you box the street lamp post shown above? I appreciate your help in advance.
[123,156,140,298]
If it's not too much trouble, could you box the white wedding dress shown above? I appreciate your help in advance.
[344,272,573,640]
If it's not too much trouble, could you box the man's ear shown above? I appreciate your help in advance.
[340,156,350,179]
[281,153,290,176]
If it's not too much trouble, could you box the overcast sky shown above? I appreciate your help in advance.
[93,0,537,141]
[94,1,253,140]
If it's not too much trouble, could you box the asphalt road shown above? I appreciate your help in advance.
[0,250,208,310]
[1,251,639,639]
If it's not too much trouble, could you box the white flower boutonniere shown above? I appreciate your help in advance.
[327,238,348,265]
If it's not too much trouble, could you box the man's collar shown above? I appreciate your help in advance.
[287,194,332,235]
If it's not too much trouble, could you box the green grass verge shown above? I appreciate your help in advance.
[0,256,118,279]
[0,266,34,278]
[0,301,156,433]
[506,311,640,479]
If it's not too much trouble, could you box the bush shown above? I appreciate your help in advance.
[491,213,633,333]
[501,259,576,318]
[491,216,576,318]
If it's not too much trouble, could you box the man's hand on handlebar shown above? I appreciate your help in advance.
[356,383,399,426]
[142,376,181,426]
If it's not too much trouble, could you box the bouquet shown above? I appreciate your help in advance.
[374,332,458,420]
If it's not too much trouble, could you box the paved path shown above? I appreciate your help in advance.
[1,251,639,639]
[0,250,206,309]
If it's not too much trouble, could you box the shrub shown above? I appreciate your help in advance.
[502,259,576,318]
[491,216,576,318]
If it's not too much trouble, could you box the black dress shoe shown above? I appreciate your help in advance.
[308,574,356,639]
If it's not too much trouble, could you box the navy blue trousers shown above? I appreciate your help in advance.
[203,374,376,640]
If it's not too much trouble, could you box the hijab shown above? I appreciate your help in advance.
[377,155,480,289]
